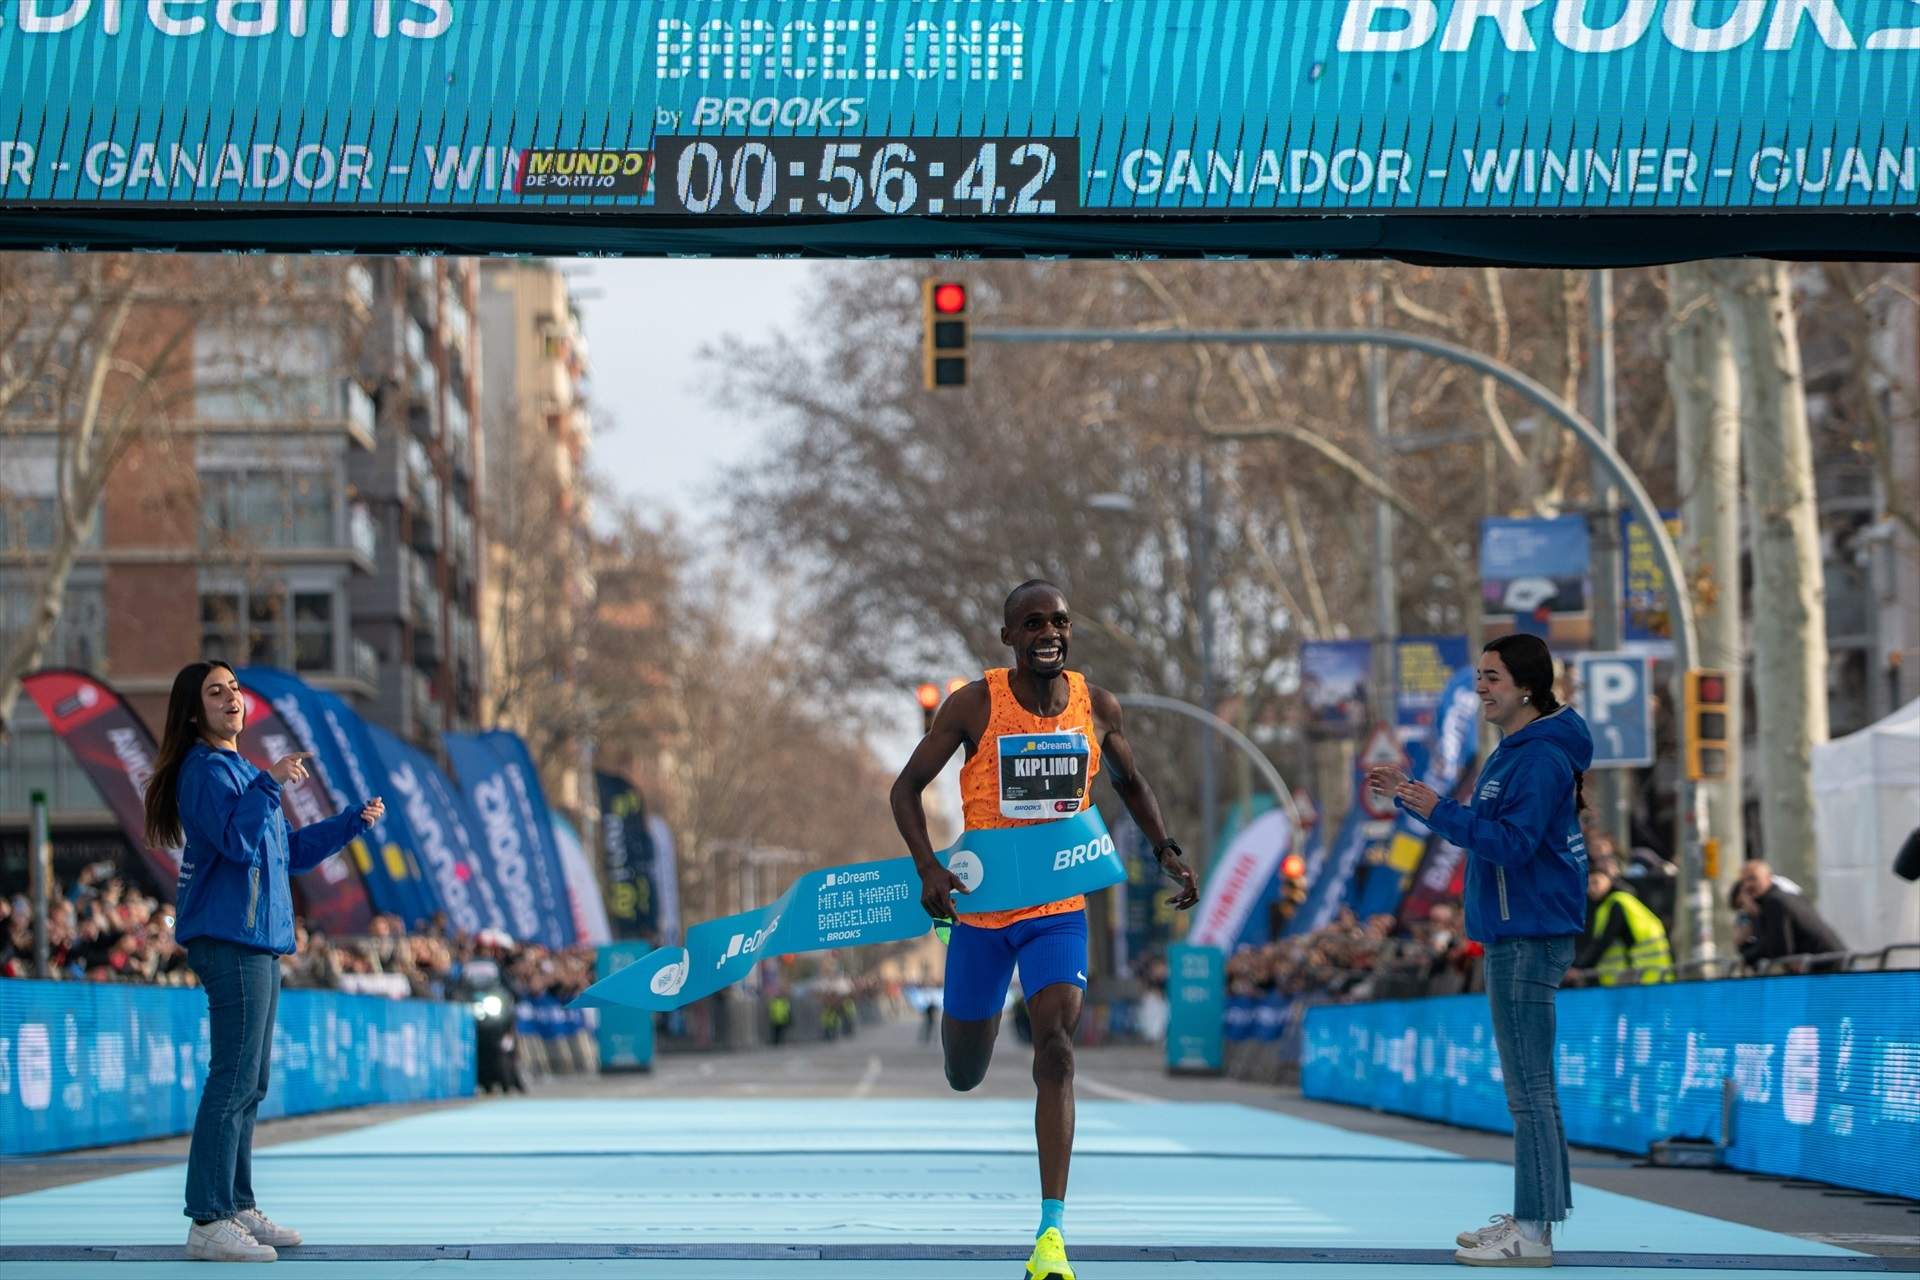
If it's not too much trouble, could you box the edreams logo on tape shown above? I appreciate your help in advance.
[717,915,782,969]
[948,851,984,892]
[1052,832,1115,872]
[650,951,691,997]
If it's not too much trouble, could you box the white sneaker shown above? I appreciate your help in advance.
[1456,1214,1516,1249]
[234,1208,302,1248]
[185,1217,277,1263]
[1454,1218,1552,1267]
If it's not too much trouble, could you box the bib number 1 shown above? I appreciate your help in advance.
[997,731,1089,820]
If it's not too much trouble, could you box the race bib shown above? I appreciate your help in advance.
[996,731,1090,820]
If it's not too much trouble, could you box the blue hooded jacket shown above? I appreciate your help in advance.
[1417,706,1592,944]
[173,743,369,955]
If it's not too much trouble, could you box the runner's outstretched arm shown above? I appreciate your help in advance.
[1088,686,1199,911]
[890,681,986,920]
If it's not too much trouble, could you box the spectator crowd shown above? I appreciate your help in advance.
[1,870,601,1008]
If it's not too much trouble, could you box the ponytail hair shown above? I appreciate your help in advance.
[1481,634,1585,813]
[144,660,235,848]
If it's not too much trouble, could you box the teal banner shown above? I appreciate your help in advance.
[594,944,657,1072]
[574,809,1122,1011]
[1166,943,1226,1075]
[3,0,1916,215]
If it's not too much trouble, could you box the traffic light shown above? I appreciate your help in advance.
[1684,668,1730,780]
[922,279,968,389]
[916,681,941,733]
[1275,852,1310,926]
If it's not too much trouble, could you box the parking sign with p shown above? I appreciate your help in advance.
[1574,653,1654,769]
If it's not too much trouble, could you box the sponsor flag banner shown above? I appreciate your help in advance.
[575,809,1122,1012]
[1357,664,1485,920]
[236,667,435,925]
[21,669,178,892]
[235,686,374,936]
[553,813,613,947]
[594,772,658,941]
[1395,635,1470,741]
[1289,765,1382,937]
[1481,515,1590,646]
[647,813,682,946]
[1301,639,1373,738]
[1187,807,1294,951]
[1622,509,1683,655]
[444,730,575,950]
[365,724,511,940]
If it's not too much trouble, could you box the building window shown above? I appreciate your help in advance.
[200,585,337,674]
[0,573,105,671]
[201,468,337,550]
[0,719,111,812]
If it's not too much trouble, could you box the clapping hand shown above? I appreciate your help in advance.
[1367,766,1438,819]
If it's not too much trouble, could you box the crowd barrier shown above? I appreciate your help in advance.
[1,979,475,1156]
[1300,971,1920,1200]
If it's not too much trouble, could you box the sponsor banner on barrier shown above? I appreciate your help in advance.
[20,669,181,892]
[577,808,1124,1012]
[0,979,473,1157]
[367,724,511,940]
[595,772,659,941]
[595,944,657,1071]
[237,667,437,925]
[234,686,375,937]
[1188,808,1294,951]
[1302,973,1920,1201]
[445,731,575,951]
[1166,944,1226,1074]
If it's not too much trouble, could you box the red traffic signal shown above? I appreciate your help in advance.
[931,282,967,314]
[1695,673,1726,703]
[946,677,968,695]
[915,682,941,710]
[1281,853,1307,880]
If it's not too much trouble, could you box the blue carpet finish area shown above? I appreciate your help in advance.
[0,1100,1881,1277]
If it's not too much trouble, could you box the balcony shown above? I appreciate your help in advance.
[444,393,471,477]
[348,501,378,569]
[408,667,443,740]
[352,636,381,689]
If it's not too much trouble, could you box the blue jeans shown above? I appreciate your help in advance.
[183,938,280,1222]
[1484,935,1574,1224]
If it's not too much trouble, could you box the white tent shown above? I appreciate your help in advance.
[1810,697,1920,959]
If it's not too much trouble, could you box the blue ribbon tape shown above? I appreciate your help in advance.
[572,809,1120,1011]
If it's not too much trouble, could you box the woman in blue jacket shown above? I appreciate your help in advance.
[1370,634,1590,1268]
[143,660,382,1264]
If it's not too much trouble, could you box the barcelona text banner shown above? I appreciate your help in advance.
[1,979,474,1156]
[2,1,1917,261]
[575,808,1123,1011]
[1301,972,1920,1200]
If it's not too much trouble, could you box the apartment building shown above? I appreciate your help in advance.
[474,261,595,822]
[0,256,484,885]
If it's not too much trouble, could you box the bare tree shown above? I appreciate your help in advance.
[1702,260,1828,897]
[1,255,347,737]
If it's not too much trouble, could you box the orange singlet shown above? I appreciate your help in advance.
[956,667,1102,929]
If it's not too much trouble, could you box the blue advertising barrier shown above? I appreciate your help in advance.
[1301,973,1920,1200]
[1166,944,1225,1075]
[1,980,475,1157]
[595,944,657,1072]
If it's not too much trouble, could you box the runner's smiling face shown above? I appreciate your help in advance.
[1002,588,1071,679]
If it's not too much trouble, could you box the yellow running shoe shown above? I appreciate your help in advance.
[1026,1227,1075,1279]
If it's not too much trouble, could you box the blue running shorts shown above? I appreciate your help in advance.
[942,910,1088,1021]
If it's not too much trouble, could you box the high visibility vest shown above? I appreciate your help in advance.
[1593,890,1674,986]
[769,997,791,1025]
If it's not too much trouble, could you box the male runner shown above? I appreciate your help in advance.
[891,580,1199,1280]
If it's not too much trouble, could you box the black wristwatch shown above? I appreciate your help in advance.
[1152,838,1183,860]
